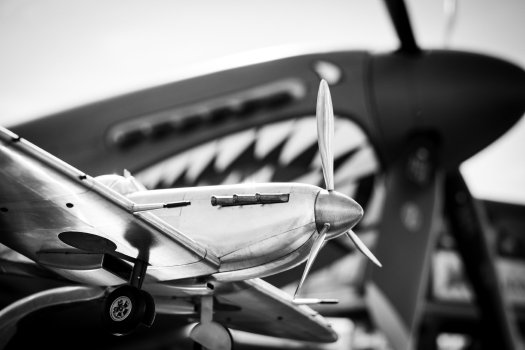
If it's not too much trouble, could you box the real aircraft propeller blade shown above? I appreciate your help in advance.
[383,0,420,54]
[443,0,458,47]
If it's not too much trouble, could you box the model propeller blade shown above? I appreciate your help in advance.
[346,230,382,267]
[294,80,381,304]
[316,79,335,191]
[293,224,330,301]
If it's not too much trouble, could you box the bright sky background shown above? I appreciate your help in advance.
[0,0,524,204]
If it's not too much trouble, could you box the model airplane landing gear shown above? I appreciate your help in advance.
[102,260,155,335]
[190,295,233,350]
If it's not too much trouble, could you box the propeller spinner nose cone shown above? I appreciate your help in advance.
[314,190,363,240]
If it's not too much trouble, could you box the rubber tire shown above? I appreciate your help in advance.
[140,289,156,327]
[103,285,147,336]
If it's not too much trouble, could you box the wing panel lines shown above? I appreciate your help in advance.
[0,126,219,277]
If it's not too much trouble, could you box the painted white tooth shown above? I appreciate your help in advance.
[333,120,366,158]
[136,162,167,188]
[360,179,386,228]
[332,181,357,198]
[244,165,275,183]
[215,129,256,172]
[292,169,323,185]
[163,153,190,186]
[279,118,317,166]
[334,144,379,184]
[136,167,161,189]
[221,171,243,185]
[312,118,366,167]
[137,150,191,188]
[255,119,295,159]
[185,141,218,183]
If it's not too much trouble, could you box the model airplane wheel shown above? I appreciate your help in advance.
[103,285,147,336]
[140,289,156,327]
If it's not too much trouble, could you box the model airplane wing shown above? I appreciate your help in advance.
[0,278,337,345]
[0,126,219,282]
[212,278,337,342]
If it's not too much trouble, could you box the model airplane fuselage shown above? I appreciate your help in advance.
[73,176,362,284]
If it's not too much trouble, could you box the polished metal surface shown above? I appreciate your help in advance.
[294,223,329,299]
[144,277,338,342]
[0,127,220,282]
[311,79,380,269]
[210,229,316,282]
[211,193,289,207]
[212,278,338,343]
[132,201,190,212]
[129,183,320,278]
[346,230,382,267]
[316,79,335,191]
[315,190,363,239]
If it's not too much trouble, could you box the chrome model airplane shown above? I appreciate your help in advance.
[0,80,380,349]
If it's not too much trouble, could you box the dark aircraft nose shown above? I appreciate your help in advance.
[370,50,525,168]
[314,190,363,240]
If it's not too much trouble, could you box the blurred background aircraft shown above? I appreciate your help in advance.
[0,1,525,349]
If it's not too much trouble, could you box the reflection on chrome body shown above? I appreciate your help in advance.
[129,183,322,279]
